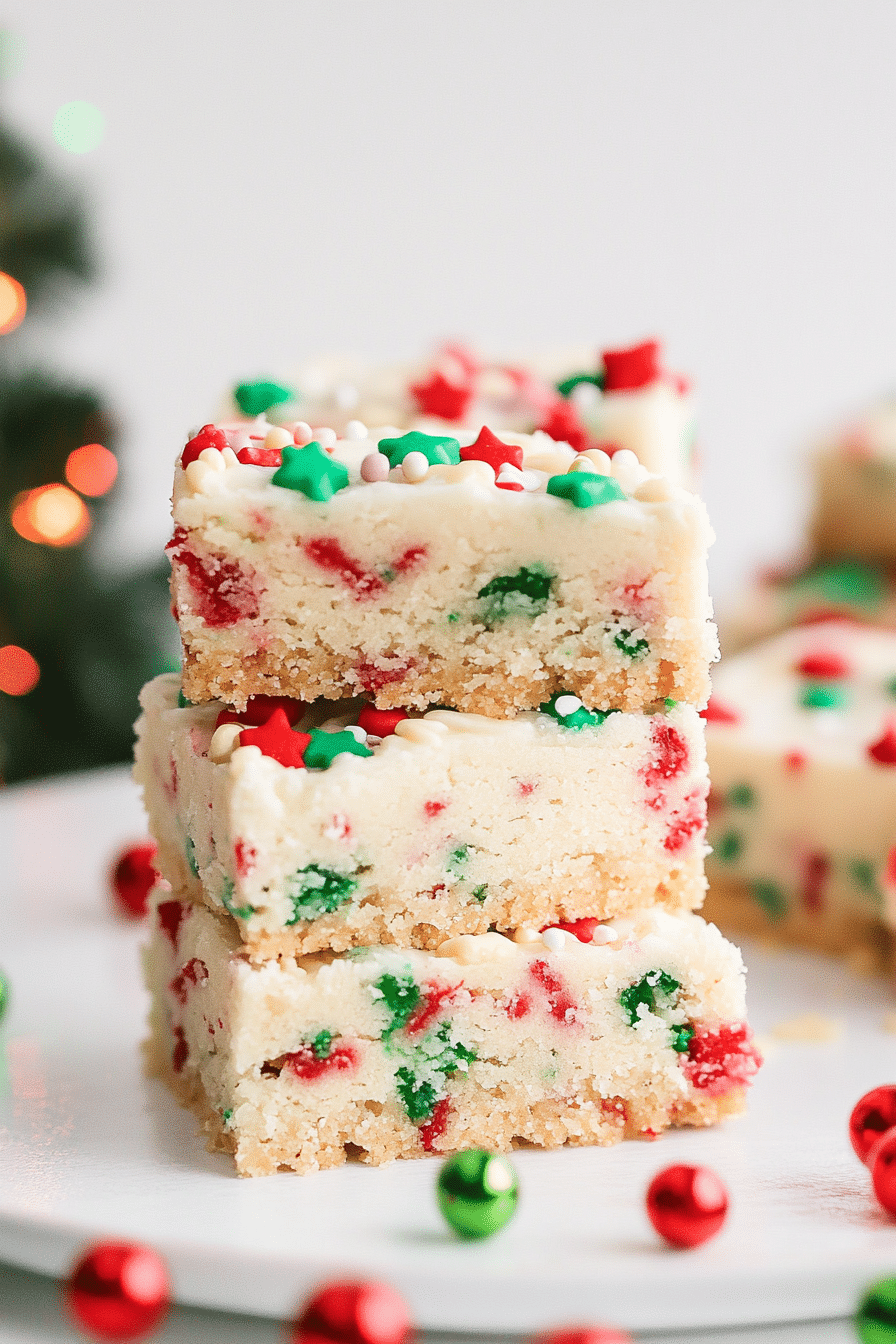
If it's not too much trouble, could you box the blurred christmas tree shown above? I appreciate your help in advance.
[0,84,176,781]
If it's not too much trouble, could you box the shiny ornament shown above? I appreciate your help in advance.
[533,1329,631,1344]
[436,1148,518,1239]
[645,1163,728,1248]
[292,1279,411,1344]
[871,1129,896,1216]
[110,842,159,918]
[856,1276,896,1344]
[64,1241,170,1341]
[850,1086,896,1164]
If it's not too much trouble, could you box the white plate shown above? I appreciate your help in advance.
[1,768,896,1335]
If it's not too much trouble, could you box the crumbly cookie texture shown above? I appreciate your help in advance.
[135,674,710,956]
[169,427,717,715]
[705,621,896,946]
[240,339,697,486]
[811,400,896,561]
[144,891,760,1176]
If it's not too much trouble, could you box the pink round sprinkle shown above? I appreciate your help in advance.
[361,452,390,483]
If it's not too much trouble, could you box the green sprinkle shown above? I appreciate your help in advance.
[556,371,604,397]
[311,1029,334,1060]
[472,884,488,903]
[728,783,756,808]
[800,682,849,710]
[185,836,199,878]
[285,864,358,922]
[614,629,650,660]
[850,859,884,907]
[447,844,470,877]
[546,471,627,509]
[373,970,421,1035]
[619,969,681,1026]
[303,728,373,770]
[716,830,744,863]
[477,566,554,623]
[447,612,460,623]
[751,880,787,919]
[234,379,294,417]
[790,559,885,610]
[396,1067,439,1122]
[222,1108,233,1126]
[664,698,678,710]
[378,430,461,468]
[538,691,606,730]
[221,877,253,920]
[670,1023,695,1054]
[177,690,193,708]
[271,442,349,502]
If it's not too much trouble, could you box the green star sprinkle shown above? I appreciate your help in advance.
[272,443,349,501]
[234,380,294,416]
[546,471,627,509]
[303,728,373,770]
[378,430,461,468]
[800,682,849,710]
[538,691,607,730]
[437,1149,519,1239]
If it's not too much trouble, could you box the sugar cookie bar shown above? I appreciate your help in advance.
[704,621,896,953]
[144,892,760,1176]
[135,674,710,956]
[811,398,896,561]
[169,426,717,715]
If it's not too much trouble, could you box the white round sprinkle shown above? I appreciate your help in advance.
[345,725,368,744]
[569,455,594,474]
[360,451,390,482]
[496,463,525,485]
[335,382,359,410]
[401,451,429,483]
[345,419,368,441]
[264,426,293,451]
[314,426,338,450]
[554,694,583,718]
[541,927,567,953]
[591,925,618,945]
[292,421,314,445]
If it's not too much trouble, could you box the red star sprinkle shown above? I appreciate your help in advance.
[216,695,304,729]
[537,399,589,453]
[601,339,663,392]
[238,708,311,768]
[541,917,601,944]
[409,369,474,422]
[795,651,851,678]
[868,722,896,766]
[181,424,228,468]
[460,426,524,474]
[700,697,741,725]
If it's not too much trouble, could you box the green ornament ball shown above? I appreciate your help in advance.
[436,1149,518,1239]
[856,1277,896,1344]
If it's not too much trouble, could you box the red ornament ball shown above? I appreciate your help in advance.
[850,1085,896,1164]
[110,842,159,918]
[292,1279,411,1344]
[533,1329,631,1344]
[871,1129,896,1216]
[646,1164,728,1248]
[64,1241,170,1341]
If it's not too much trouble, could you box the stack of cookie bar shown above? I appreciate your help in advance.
[137,359,760,1177]
[706,394,896,955]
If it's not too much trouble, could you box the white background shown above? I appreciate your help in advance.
[3,1,896,603]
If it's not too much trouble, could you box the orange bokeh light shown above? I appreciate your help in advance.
[0,273,26,334]
[65,443,118,496]
[11,483,91,546]
[0,644,40,696]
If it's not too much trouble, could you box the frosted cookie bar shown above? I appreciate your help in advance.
[135,673,710,956]
[236,338,696,486]
[144,892,760,1175]
[811,398,896,561]
[169,425,717,715]
[704,621,896,953]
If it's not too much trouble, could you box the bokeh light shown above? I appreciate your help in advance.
[0,31,26,79]
[11,484,91,546]
[52,101,104,154]
[0,645,39,696]
[0,273,26,334]
[65,443,118,496]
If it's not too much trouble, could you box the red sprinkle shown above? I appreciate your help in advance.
[664,788,707,853]
[181,424,228,468]
[172,1026,188,1074]
[682,1023,762,1096]
[795,650,852,679]
[423,799,448,818]
[410,369,473,422]
[504,991,531,1019]
[217,695,304,730]
[110,841,158,918]
[303,537,386,600]
[419,1098,451,1152]
[643,720,689,798]
[169,957,209,1005]
[237,444,282,467]
[167,527,261,628]
[801,852,829,912]
[700,697,741,725]
[784,750,808,773]
[542,917,602,944]
[157,899,187,949]
[460,426,524,474]
[234,840,257,878]
[358,705,409,737]
[239,708,311,769]
[517,780,537,798]
[602,339,662,392]
[537,399,589,454]
[391,545,428,576]
[405,982,460,1036]
[283,1040,358,1082]
[868,723,896,765]
[530,959,578,1025]
[355,658,415,695]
